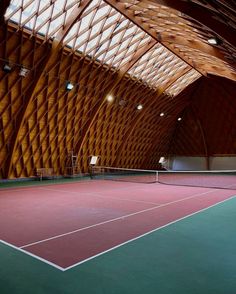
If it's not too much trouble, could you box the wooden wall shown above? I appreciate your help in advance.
[170,76,236,157]
[1,25,235,179]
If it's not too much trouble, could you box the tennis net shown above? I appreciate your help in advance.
[91,166,236,190]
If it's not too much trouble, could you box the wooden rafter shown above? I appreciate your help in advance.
[139,100,189,168]
[112,67,194,166]
[4,0,93,178]
[73,38,158,157]
[1,1,236,180]
[140,79,203,168]
[152,0,236,48]
[58,0,93,43]
[104,0,207,76]
[104,0,236,79]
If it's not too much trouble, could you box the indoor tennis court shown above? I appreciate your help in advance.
[1,0,236,293]
[1,173,236,293]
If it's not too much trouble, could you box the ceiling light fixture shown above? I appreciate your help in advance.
[19,67,29,77]
[207,37,221,46]
[66,81,74,91]
[137,104,143,110]
[160,112,164,117]
[177,117,182,121]
[107,95,114,102]
[3,64,12,73]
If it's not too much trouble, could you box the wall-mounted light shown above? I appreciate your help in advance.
[107,94,114,102]
[3,64,12,73]
[137,104,143,110]
[207,37,222,46]
[19,67,29,77]
[66,81,74,91]
[159,157,165,163]
[160,112,164,117]
[177,117,182,121]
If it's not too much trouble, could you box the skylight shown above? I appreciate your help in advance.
[4,0,202,96]
[6,0,81,39]
[165,69,201,96]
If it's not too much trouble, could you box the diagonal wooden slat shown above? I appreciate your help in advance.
[4,0,93,178]
[153,0,236,48]
[73,38,158,157]
[112,67,194,166]
[104,0,207,76]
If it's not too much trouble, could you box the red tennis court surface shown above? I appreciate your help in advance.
[0,180,235,270]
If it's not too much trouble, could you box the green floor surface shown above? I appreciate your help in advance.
[1,197,236,294]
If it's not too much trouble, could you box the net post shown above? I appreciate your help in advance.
[155,171,159,183]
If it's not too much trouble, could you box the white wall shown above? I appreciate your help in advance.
[210,157,236,170]
[170,156,236,171]
[171,157,207,170]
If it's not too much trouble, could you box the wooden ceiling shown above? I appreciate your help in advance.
[0,0,236,178]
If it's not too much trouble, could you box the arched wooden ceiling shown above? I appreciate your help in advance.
[0,0,236,178]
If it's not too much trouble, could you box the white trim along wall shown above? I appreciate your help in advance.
[169,156,236,170]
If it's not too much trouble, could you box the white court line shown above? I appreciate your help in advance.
[0,187,41,193]
[64,194,236,271]
[0,179,96,192]
[1,194,235,272]
[20,188,218,249]
[0,239,65,271]
[0,181,151,194]
[39,187,159,205]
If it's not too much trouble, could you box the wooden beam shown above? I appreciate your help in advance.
[140,78,203,168]
[166,78,202,154]
[166,78,209,168]
[73,39,158,157]
[112,67,194,166]
[151,0,236,49]
[5,0,93,178]
[139,99,190,169]
[159,34,226,61]
[104,0,207,76]
[57,0,93,43]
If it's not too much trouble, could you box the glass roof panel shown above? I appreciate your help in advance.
[128,43,190,90]
[5,0,81,39]
[165,69,201,96]
[65,0,151,67]
[5,0,204,94]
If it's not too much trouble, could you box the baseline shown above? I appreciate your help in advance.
[2,194,234,271]
[64,194,236,270]
[0,239,65,271]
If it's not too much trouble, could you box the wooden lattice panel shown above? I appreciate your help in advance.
[105,0,236,81]
[63,0,152,67]
[1,1,236,179]
[8,52,117,178]
[5,0,236,86]
[5,0,83,41]
[79,78,155,171]
[115,81,199,169]
[127,43,191,90]
[0,26,51,178]
[165,69,201,97]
